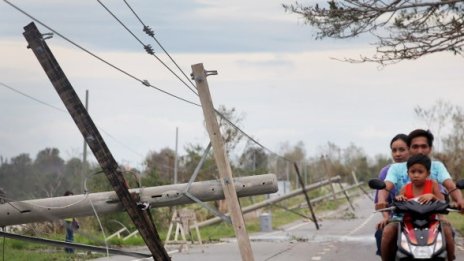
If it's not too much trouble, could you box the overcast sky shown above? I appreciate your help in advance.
[1,0,464,169]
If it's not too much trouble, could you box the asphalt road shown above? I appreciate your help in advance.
[93,194,464,261]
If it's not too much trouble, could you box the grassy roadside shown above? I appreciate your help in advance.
[198,192,354,241]
[0,187,361,260]
[448,212,464,236]
[0,238,103,260]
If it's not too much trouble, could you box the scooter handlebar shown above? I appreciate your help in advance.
[372,206,396,213]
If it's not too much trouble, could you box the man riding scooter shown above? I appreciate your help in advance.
[376,129,464,261]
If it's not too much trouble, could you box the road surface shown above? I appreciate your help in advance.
[93,193,464,260]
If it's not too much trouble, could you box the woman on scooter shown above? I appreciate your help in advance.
[374,134,410,255]
[395,154,455,261]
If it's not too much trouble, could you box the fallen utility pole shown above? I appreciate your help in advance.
[23,22,169,260]
[298,182,364,209]
[0,174,277,227]
[194,176,341,229]
[192,63,254,261]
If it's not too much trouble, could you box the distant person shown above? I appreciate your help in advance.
[374,133,409,256]
[63,190,79,254]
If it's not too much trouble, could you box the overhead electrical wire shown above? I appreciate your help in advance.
[111,0,292,163]
[121,0,198,94]
[216,110,292,162]
[4,0,292,164]
[3,0,200,108]
[0,81,144,159]
[0,82,66,113]
[96,0,199,96]
[0,193,90,210]
[83,171,110,258]
[0,171,111,258]
[0,81,221,171]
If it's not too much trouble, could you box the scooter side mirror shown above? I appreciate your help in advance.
[368,178,386,190]
[456,179,464,190]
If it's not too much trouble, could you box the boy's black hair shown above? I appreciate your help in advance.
[407,154,431,172]
[64,190,73,196]
[407,129,434,147]
[390,133,408,147]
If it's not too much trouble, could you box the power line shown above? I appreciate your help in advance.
[121,0,198,95]
[215,109,292,162]
[97,0,199,97]
[0,81,144,159]
[4,0,292,164]
[0,81,66,113]
[3,0,200,108]
[117,1,291,163]
[97,0,145,46]
[99,129,144,159]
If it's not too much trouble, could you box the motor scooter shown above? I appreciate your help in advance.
[369,179,464,260]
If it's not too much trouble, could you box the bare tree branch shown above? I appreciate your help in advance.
[284,0,464,65]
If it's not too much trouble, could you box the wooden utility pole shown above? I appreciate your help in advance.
[81,89,89,193]
[293,163,319,230]
[23,22,170,260]
[82,89,89,166]
[192,63,254,261]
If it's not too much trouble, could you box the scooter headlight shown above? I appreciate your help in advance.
[433,233,443,253]
[408,232,443,259]
[410,245,434,259]
[400,233,411,253]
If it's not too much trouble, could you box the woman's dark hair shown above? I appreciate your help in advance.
[390,133,409,148]
[64,190,74,196]
[407,154,431,171]
[407,129,434,147]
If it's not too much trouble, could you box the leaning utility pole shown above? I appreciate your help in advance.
[82,89,89,166]
[23,22,170,260]
[192,63,254,261]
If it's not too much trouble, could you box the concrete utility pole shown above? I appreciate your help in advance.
[192,63,254,261]
[0,174,278,227]
[23,22,169,260]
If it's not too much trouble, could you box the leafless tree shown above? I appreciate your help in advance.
[441,107,464,179]
[283,0,464,65]
[414,99,455,151]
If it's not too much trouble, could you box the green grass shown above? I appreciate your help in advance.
[0,238,103,260]
[196,189,355,241]
[0,187,361,259]
[448,212,464,235]
[0,228,144,260]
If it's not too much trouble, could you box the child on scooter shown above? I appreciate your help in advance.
[395,154,455,260]
[395,154,442,203]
